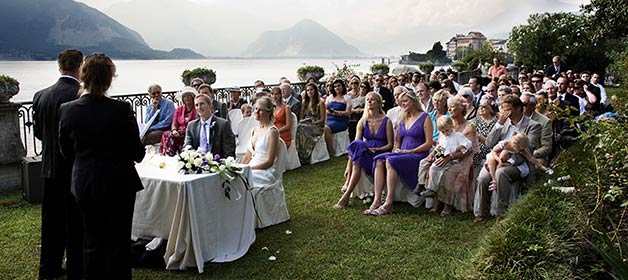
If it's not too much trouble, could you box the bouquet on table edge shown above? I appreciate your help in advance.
[176,150,243,181]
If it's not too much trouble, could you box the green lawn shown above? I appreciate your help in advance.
[1,157,492,279]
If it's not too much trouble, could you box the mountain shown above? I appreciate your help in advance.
[0,0,204,60]
[242,19,363,58]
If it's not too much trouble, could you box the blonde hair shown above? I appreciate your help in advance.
[255,96,275,123]
[241,103,252,112]
[361,92,384,123]
[510,132,530,152]
[399,91,422,124]
[432,89,448,102]
[447,95,467,115]
[436,115,453,131]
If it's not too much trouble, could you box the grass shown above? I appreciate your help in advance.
[0,157,492,279]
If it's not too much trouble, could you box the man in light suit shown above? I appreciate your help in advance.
[521,93,553,166]
[184,94,236,158]
[280,83,301,119]
[474,95,542,222]
[32,49,84,280]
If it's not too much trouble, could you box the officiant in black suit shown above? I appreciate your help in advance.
[59,53,145,280]
[32,49,84,280]
[184,93,236,158]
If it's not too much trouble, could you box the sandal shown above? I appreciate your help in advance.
[333,198,349,209]
[363,202,381,215]
[369,205,393,216]
[488,181,497,191]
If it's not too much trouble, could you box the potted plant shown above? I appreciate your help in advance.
[297,65,325,82]
[181,67,216,86]
[451,61,466,72]
[419,61,434,75]
[370,63,389,75]
[0,75,19,103]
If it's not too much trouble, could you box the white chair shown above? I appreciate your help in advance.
[332,130,350,157]
[250,139,290,228]
[235,117,258,163]
[285,112,301,171]
[227,109,243,135]
[310,136,330,164]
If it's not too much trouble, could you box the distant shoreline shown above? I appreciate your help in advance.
[0,56,385,62]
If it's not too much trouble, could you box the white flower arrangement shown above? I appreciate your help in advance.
[176,150,243,181]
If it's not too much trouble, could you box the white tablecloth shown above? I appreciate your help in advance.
[132,156,256,273]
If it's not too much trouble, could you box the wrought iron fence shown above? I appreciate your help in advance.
[17,82,313,156]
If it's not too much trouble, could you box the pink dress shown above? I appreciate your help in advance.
[160,105,196,156]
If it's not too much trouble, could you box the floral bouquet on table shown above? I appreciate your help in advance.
[176,150,243,180]
[176,150,246,200]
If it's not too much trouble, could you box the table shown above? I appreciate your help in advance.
[132,156,256,273]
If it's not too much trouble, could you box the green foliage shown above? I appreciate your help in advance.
[296,65,324,82]
[331,62,361,81]
[418,61,434,74]
[180,67,216,79]
[582,0,628,41]
[508,12,610,73]
[461,43,505,71]
[406,41,451,64]
[0,75,18,84]
[463,186,587,279]
[370,63,389,74]
[451,60,467,71]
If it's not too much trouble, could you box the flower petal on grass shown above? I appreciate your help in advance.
[285,230,292,235]
[268,256,276,261]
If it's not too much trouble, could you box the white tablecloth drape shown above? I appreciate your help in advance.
[132,157,256,273]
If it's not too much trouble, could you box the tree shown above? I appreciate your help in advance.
[461,42,505,71]
[508,12,610,73]
[426,41,450,63]
[582,0,628,40]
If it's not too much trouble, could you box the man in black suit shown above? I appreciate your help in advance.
[59,53,145,279]
[544,56,568,79]
[556,77,581,117]
[184,94,236,158]
[372,74,394,112]
[468,75,485,108]
[32,49,84,280]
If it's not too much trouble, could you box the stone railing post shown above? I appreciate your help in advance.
[0,79,26,192]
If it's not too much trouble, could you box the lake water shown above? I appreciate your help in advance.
[0,58,383,103]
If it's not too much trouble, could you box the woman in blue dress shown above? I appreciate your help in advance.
[323,79,352,156]
[333,92,394,208]
[366,92,434,216]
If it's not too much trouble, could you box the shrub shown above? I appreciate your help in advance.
[296,65,325,82]
[370,63,389,74]
[0,75,18,84]
[181,67,216,85]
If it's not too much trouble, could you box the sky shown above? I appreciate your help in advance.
[74,0,590,57]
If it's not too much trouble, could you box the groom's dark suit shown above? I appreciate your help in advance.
[32,76,83,279]
[184,115,236,158]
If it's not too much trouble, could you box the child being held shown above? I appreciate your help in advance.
[485,132,550,191]
[420,116,472,198]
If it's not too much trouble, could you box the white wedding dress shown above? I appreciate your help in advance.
[248,126,290,228]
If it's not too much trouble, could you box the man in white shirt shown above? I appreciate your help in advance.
[591,72,607,105]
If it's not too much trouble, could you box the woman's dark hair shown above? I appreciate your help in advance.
[80,53,115,96]
[360,81,371,90]
[332,79,347,97]
[303,82,320,112]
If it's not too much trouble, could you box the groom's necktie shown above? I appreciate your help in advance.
[199,122,209,153]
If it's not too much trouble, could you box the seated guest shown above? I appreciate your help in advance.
[420,116,472,216]
[190,78,204,91]
[271,87,294,148]
[159,87,197,156]
[226,86,247,112]
[142,84,175,145]
[385,86,408,131]
[184,94,236,158]
[365,92,434,216]
[296,83,326,164]
[280,83,301,118]
[348,80,369,140]
[470,96,498,184]
[458,87,477,120]
[198,84,227,119]
[425,97,478,215]
[334,92,394,208]
[474,95,541,223]
[324,79,352,156]
[241,103,253,118]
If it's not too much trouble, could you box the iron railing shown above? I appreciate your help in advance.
[17,82,313,156]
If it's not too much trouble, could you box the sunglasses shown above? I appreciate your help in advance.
[531,80,542,83]
[192,83,202,87]
[375,79,382,82]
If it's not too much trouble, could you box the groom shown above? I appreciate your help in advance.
[184,93,236,158]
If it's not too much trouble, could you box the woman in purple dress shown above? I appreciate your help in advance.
[366,92,434,216]
[333,92,394,209]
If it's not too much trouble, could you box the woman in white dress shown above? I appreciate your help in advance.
[242,96,290,228]
[243,96,280,184]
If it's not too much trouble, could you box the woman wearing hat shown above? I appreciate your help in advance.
[160,87,198,156]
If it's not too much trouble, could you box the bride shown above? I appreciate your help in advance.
[242,96,290,228]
